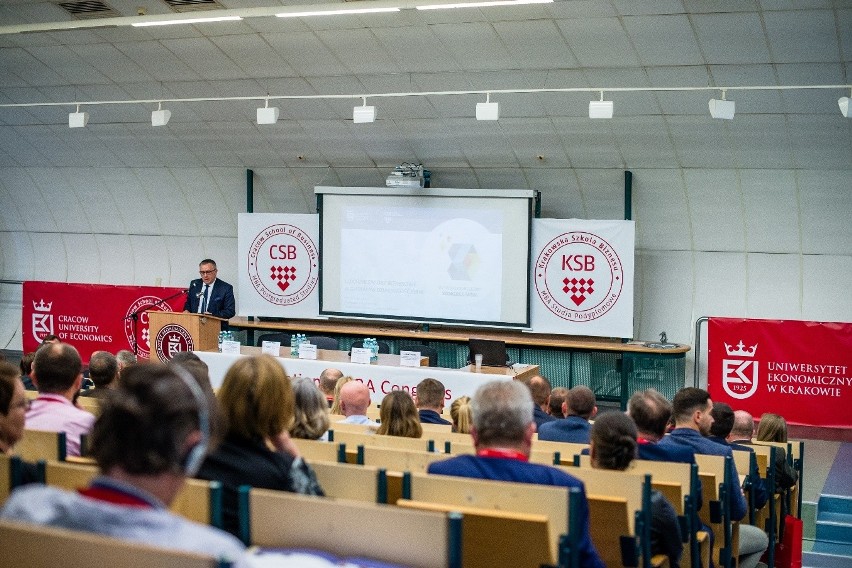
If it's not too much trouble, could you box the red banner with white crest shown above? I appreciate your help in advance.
[23,281,186,364]
[708,317,852,428]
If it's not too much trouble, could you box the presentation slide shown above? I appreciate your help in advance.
[320,190,532,327]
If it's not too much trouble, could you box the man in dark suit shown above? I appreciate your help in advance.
[537,385,596,443]
[414,378,451,425]
[729,410,798,490]
[627,388,697,463]
[183,259,236,326]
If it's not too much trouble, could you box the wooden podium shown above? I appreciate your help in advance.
[147,311,224,362]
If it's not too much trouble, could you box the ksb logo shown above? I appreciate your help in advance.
[562,255,595,271]
[270,245,297,260]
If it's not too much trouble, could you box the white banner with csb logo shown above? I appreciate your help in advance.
[238,213,320,318]
[530,219,635,338]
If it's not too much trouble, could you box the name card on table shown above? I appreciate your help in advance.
[298,343,318,360]
[350,347,372,364]
[221,340,241,355]
[261,341,281,356]
[399,350,422,367]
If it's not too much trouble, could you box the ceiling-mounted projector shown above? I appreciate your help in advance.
[386,163,430,188]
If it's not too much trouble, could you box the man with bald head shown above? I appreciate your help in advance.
[729,409,798,490]
[337,381,378,426]
[26,342,95,456]
[319,368,343,407]
[537,385,597,443]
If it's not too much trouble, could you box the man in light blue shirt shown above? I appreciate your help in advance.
[337,381,378,426]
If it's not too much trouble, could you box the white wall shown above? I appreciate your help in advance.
[2,165,850,387]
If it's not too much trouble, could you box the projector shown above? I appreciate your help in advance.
[386,164,429,188]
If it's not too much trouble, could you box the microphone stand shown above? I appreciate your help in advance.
[123,289,188,356]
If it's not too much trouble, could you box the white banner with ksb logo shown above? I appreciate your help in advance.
[530,219,635,338]
[238,213,320,318]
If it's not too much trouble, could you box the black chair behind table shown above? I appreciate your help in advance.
[307,336,340,351]
[400,344,439,367]
[255,332,292,348]
[350,339,391,354]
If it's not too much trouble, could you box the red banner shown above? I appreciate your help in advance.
[708,317,852,429]
[23,281,187,364]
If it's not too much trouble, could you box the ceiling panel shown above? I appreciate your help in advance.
[623,14,705,66]
[691,12,771,64]
[555,17,640,68]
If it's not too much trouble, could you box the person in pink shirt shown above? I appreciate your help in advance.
[26,342,95,457]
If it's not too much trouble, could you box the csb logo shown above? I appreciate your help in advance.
[534,232,624,322]
[154,324,194,362]
[31,299,54,344]
[247,224,318,306]
[722,340,759,399]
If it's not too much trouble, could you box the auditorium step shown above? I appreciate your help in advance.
[815,495,852,544]
[803,550,852,568]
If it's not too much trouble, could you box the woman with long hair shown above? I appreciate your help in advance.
[376,390,422,438]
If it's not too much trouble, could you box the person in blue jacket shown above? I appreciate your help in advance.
[428,380,605,568]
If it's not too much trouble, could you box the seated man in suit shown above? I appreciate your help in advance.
[629,388,696,463]
[183,259,236,326]
[414,378,451,425]
[428,380,604,568]
[1,363,245,563]
[665,387,768,568]
[537,385,596,443]
[709,402,768,511]
[80,351,119,397]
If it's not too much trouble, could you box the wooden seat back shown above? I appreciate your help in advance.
[398,499,553,568]
[75,396,101,416]
[291,438,345,464]
[242,489,461,568]
[0,520,230,568]
[531,440,589,464]
[13,429,66,461]
[310,461,387,503]
[329,430,432,452]
[358,445,449,472]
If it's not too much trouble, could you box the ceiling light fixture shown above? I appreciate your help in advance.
[839,89,851,118]
[276,7,400,18]
[476,92,499,121]
[417,0,551,10]
[69,104,89,128]
[151,102,171,127]
[131,15,242,27]
[709,89,736,120]
[353,97,377,123]
[257,98,280,124]
[588,91,613,119]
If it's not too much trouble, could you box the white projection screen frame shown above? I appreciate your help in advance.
[317,187,536,328]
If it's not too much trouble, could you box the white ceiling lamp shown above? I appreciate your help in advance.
[839,89,851,118]
[588,91,613,119]
[151,102,171,127]
[68,104,89,128]
[476,92,499,121]
[257,98,280,125]
[131,15,242,27]
[417,0,551,10]
[709,89,736,120]
[276,7,400,18]
[353,97,377,123]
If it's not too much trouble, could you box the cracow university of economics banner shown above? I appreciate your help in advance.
[708,317,852,428]
[530,219,635,338]
[238,213,320,319]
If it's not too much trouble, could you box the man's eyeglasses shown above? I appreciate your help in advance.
[199,269,217,275]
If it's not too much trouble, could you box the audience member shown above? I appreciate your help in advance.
[1,363,246,563]
[169,352,215,394]
[80,350,119,397]
[524,375,557,429]
[709,402,768,510]
[589,412,683,568]
[115,349,137,379]
[537,385,597,443]
[337,381,378,426]
[450,395,472,434]
[19,351,36,391]
[549,386,568,418]
[330,376,353,415]
[731,410,797,490]
[377,391,423,438]
[196,355,323,537]
[319,368,343,407]
[26,343,95,457]
[0,361,40,483]
[290,377,331,441]
[428,380,604,568]
[41,335,61,345]
[628,389,696,463]
[665,387,768,568]
[414,378,451,425]
[756,413,789,443]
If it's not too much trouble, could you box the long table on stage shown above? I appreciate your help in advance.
[195,346,540,403]
[226,317,690,407]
